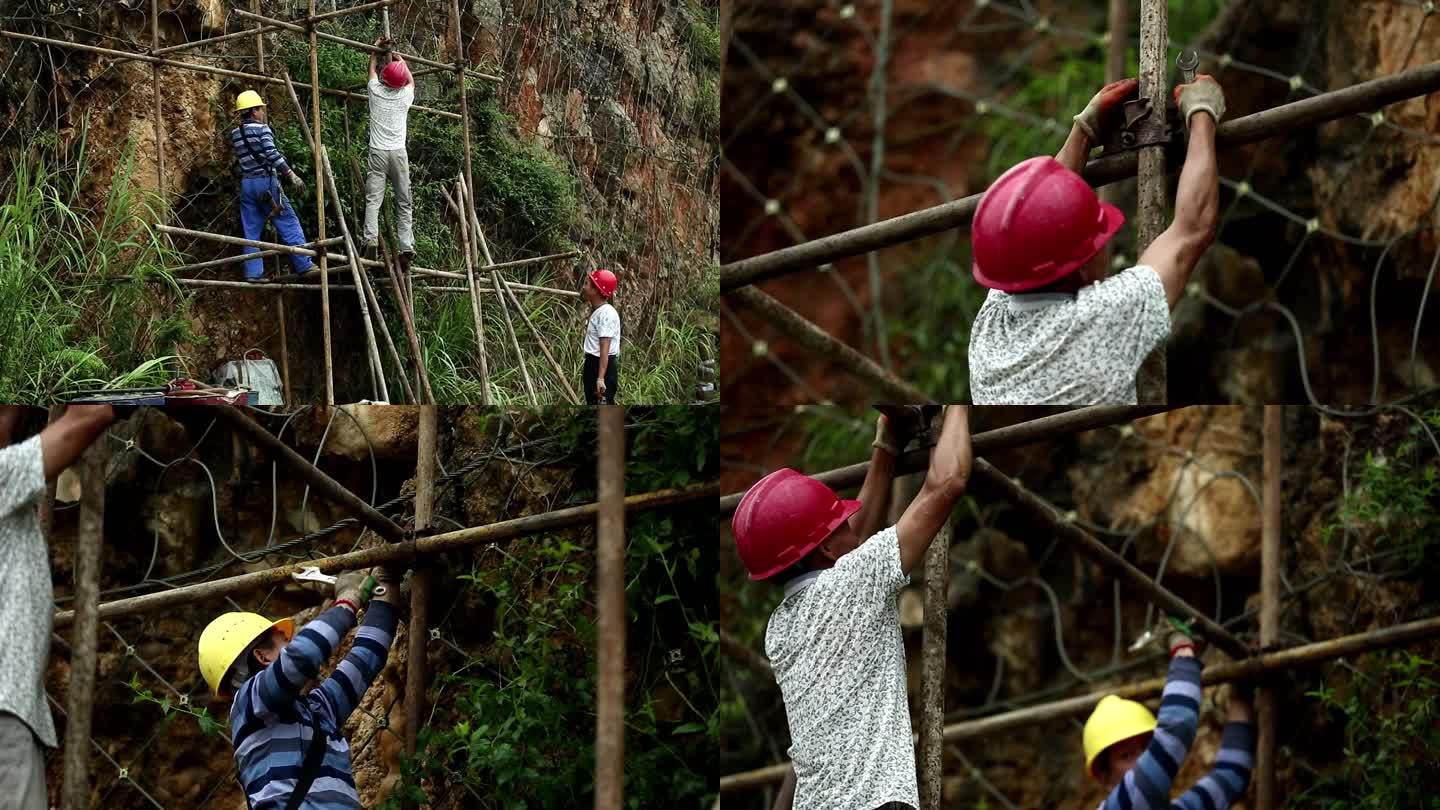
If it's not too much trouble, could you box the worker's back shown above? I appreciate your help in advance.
[968,265,1170,405]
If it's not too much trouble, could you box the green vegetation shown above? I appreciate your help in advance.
[683,0,721,72]
[694,75,720,136]
[385,405,717,809]
[1321,410,1440,568]
[1295,650,1440,809]
[0,125,195,401]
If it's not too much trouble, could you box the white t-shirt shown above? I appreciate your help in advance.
[0,437,58,748]
[968,265,1171,405]
[585,303,621,357]
[367,76,414,151]
[766,526,918,810]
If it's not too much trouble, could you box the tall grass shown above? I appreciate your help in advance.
[0,123,194,401]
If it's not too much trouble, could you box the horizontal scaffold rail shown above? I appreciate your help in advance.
[718,405,1173,515]
[0,28,463,120]
[719,60,1440,291]
[52,480,716,628]
[153,0,403,56]
[718,613,1440,791]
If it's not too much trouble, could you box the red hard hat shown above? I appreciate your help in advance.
[971,156,1124,292]
[731,468,862,581]
[381,60,412,89]
[589,269,618,298]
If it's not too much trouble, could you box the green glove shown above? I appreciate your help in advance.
[334,570,372,608]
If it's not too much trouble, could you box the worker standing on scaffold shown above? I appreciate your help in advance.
[582,268,621,404]
[1083,624,1257,809]
[0,404,115,810]
[732,405,972,810]
[966,75,1227,404]
[363,37,416,269]
[198,566,402,808]
[230,91,314,283]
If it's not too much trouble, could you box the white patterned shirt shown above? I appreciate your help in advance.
[367,76,414,151]
[584,303,621,357]
[968,265,1171,405]
[0,437,57,747]
[766,526,918,810]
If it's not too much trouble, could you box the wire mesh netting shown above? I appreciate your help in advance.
[720,0,1440,409]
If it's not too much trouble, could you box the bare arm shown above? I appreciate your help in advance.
[596,337,612,388]
[895,406,971,576]
[1054,123,1093,174]
[1139,81,1222,309]
[848,441,896,543]
[772,764,797,810]
[40,406,113,481]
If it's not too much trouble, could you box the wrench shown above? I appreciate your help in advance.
[1176,48,1199,85]
[292,566,387,597]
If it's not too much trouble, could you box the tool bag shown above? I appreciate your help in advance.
[213,353,283,406]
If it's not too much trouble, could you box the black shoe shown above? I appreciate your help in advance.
[398,250,414,271]
[247,275,270,284]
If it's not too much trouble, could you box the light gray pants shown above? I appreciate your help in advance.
[0,714,46,810]
[363,147,414,254]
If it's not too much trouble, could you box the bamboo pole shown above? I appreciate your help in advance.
[729,285,929,403]
[1099,0,1127,227]
[308,1,334,407]
[720,613,1440,791]
[280,70,389,400]
[170,236,346,273]
[159,222,462,280]
[918,524,948,810]
[213,406,406,541]
[410,265,580,297]
[719,405,1174,515]
[151,0,164,197]
[1134,0,1168,403]
[451,0,490,405]
[595,406,626,810]
[461,178,537,404]
[153,23,285,56]
[53,480,715,627]
[356,258,416,403]
[277,294,290,402]
[370,217,434,403]
[971,458,1250,659]
[718,60,1440,291]
[453,180,493,405]
[418,249,579,275]
[59,439,108,810]
[499,273,583,404]
[405,406,436,756]
[231,6,501,82]
[0,30,463,120]
[1257,405,1282,808]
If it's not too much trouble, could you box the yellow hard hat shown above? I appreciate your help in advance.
[1082,695,1157,779]
[198,612,294,697]
[235,90,265,112]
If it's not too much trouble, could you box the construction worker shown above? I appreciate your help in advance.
[582,268,621,404]
[967,75,1226,404]
[230,90,314,282]
[199,567,401,808]
[363,37,415,265]
[1084,630,1256,809]
[0,404,115,810]
[733,405,972,810]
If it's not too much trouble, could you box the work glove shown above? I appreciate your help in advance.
[872,404,941,455]
[334,570,373,609]
[1072,77,1139,141]
[1174,75,1225,127]
[287,171,306,193]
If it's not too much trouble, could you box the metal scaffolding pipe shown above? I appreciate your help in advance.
[410,266,580,297]
[405,406,437,755]
[1257,405,1282,808]
[52,481,715,627]
[59,440,108,810]
[595,406,626,810]
[719,60,1440,291]
[730,285,929,403]
[719,406,1174,515]
[720,613,1440,791]
[1134,0,1169,403]
[0,29,463,120]
[170,236,345,272]
[918,525,948,810]
[971,458,1250,659]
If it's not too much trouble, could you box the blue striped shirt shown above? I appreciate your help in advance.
[230,600,398,809]
[230,120,291,178]
[1100,656,1256,810]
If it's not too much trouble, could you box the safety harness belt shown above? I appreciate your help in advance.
[282,710,327,810]
[234,122,284,220]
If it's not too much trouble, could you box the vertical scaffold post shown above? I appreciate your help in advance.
[595,406,626,810]
[1257,405,1282,807]
[451,0,491,406]
[1100,0,1128,239]
[406,406,437,757]
[60,435,109,810]
[309,0,335,405]
[151,0,164,196]
[918,523,949,810]
[1135,0,1168,403]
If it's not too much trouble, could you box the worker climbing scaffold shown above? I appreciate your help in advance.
[229,90,315,283]
[363,36,416,268]
[967,75,1225,406]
